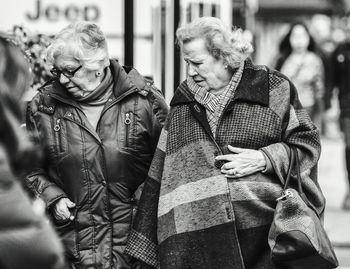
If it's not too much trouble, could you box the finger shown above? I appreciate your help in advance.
[222,168,237,175]
[221,162,236,170]
[54,210,68,220]
[224,169,241,179]
[239,166,261,176]
[225,174,240,179]
[228,145,245,153]
[66,88,80,94]
[62,198,75,208]
[67,201,76,208]
[58,214,69,220]
[57,204,71,218]
[215,154,235,161]
[60,209,71,219]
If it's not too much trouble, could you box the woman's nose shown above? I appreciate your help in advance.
[59,74,70,84]
[187,64,198,77]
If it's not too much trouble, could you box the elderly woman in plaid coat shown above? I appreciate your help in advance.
[125,17,325,269]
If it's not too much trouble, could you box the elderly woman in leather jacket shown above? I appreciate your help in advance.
[25,21,168,269]
[0,36,64,269]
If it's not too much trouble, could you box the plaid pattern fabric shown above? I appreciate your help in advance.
[126,229,159,267]
[213,62,244,135]
[166,106,210,154]
[186,77,219,113]
[125,59,324,269]
[216,102,281,149]
[187,62,244,136]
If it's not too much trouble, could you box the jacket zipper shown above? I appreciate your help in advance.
[100,88,137,118]
[50,89,137,146]
[53,118,64,152]
[124,112,131,147]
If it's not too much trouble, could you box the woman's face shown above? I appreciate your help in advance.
[53,55,101,98]
[182,38,229,93]
[289,24,310,52]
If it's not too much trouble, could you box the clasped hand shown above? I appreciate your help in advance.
[216,145,266,178]
[52,197,76,222]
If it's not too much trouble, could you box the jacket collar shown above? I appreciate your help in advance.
[170,59,269,108]
[110,60,146,99]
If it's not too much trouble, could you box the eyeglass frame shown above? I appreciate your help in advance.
[50,65,83,79]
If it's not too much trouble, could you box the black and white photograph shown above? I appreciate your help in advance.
[0,0,349,268]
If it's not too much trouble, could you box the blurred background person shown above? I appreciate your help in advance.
[310,15,336,136]
[0,35,64,269]
[331,31,350,210]
[25,21,168,269]
[275,22,325,132]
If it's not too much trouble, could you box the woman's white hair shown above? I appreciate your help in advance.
[46,21,109,70]
[176,17,253,68]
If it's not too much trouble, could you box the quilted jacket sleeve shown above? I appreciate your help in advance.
[25,94,67,208]
[133,83,169,202]
[148,84,169,151]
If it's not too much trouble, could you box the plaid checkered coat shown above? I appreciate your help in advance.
[125,59,325,269]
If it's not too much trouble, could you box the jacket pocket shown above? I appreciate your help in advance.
[55,219,80,262]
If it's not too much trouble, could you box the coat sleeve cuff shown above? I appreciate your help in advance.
[40,184,67,208]
[260,143,290,184]
[260,150,273,174]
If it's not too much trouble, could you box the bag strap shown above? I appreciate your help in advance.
[283,147,320,218]
[294,147,320,218]
[282,147,295,191]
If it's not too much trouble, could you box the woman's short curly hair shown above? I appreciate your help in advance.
[46,21,109,70]
[176,17,253,68]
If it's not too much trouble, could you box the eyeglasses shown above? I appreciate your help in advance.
[50,65,82,78]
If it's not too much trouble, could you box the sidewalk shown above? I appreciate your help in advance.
[319,136,350,267]
[324,209,350,248]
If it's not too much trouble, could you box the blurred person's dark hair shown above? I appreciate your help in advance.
[275,21,317,71]
[0,35,41,178]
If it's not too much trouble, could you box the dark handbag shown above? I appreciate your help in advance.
[268,148,338,269]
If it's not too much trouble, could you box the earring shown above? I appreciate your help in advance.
[96,71,102,77]
[224,65,228,69]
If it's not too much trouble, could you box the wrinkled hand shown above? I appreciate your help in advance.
[215,145,266,178]
[52,198,76,221]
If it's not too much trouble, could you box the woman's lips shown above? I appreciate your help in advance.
[66,86,84,97]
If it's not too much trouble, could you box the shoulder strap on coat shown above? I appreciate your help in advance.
[36,87,57,115]
[122,65,164,97]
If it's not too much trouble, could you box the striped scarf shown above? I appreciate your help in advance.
[187,62,244,136]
